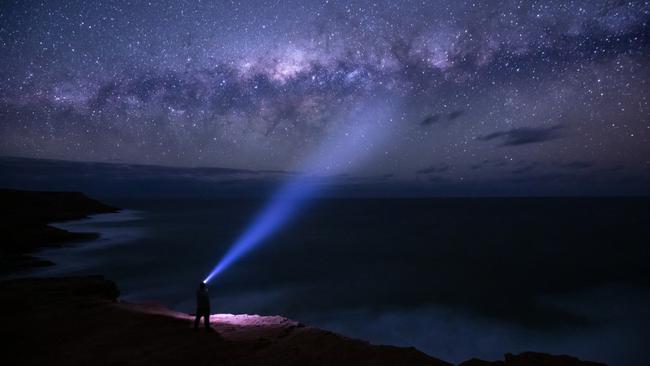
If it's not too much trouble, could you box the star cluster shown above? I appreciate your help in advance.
[1,0,649,193]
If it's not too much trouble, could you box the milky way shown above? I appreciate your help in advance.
[1,1,649,193]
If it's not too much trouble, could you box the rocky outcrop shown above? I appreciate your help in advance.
[0,276,608,365]
[0,276,451,366]
[0,189,119,273]
[459,352,606,366]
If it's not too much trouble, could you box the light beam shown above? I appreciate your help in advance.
[203,176,319,283]
[203,98,396,283]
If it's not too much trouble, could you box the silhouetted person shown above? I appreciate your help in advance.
[194,282,211,331]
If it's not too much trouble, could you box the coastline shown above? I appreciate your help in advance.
[0,189,610,365]
[1,275,605,366]
[19,209,144,278]
[0,189,119,274]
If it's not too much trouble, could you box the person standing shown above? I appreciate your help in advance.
[194,282,211,331]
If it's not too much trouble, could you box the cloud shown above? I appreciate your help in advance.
[420,110,464,126]
[416,163,450,175]
[508,172,573,184]
[427,175,450,183]
[447,110,464,121]
[511,161,540,175]
[470,159,509,170]
[593,165,624,174]
[420,114,441,126]
[556,161,594,170]
[0,156,286,197]
[477,125,564,146]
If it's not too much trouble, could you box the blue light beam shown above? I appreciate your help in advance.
[203,176,319,283]
[203,97,397,283]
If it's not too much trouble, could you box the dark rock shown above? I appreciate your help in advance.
[1,276,120,309]
[459,358,505,366]
[459,351,606,366]
[0,189,118,222]
[0,276,451,366]
[0,189,119,273]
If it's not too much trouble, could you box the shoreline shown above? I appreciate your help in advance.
[17,210,144,278]
[0,189,119,275]
[0,275,606,366]
[0,189,610,365]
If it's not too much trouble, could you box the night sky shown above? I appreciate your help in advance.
[1,1,649,194]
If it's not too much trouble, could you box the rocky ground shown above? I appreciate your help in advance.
[0,276,606,366]
[1,276,451,366]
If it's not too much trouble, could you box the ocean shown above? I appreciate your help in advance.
[24,197,650,365]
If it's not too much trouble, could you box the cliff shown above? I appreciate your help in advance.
[0,189,119,273]
[0,276,606,366]
[1,276,449,366]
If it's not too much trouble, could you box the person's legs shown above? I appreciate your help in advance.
[203,310,210,330]
[194,311,201,330]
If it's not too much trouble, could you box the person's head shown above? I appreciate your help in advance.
[199,282,207,289]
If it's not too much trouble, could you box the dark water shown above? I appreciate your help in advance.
[26,198,650,365]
